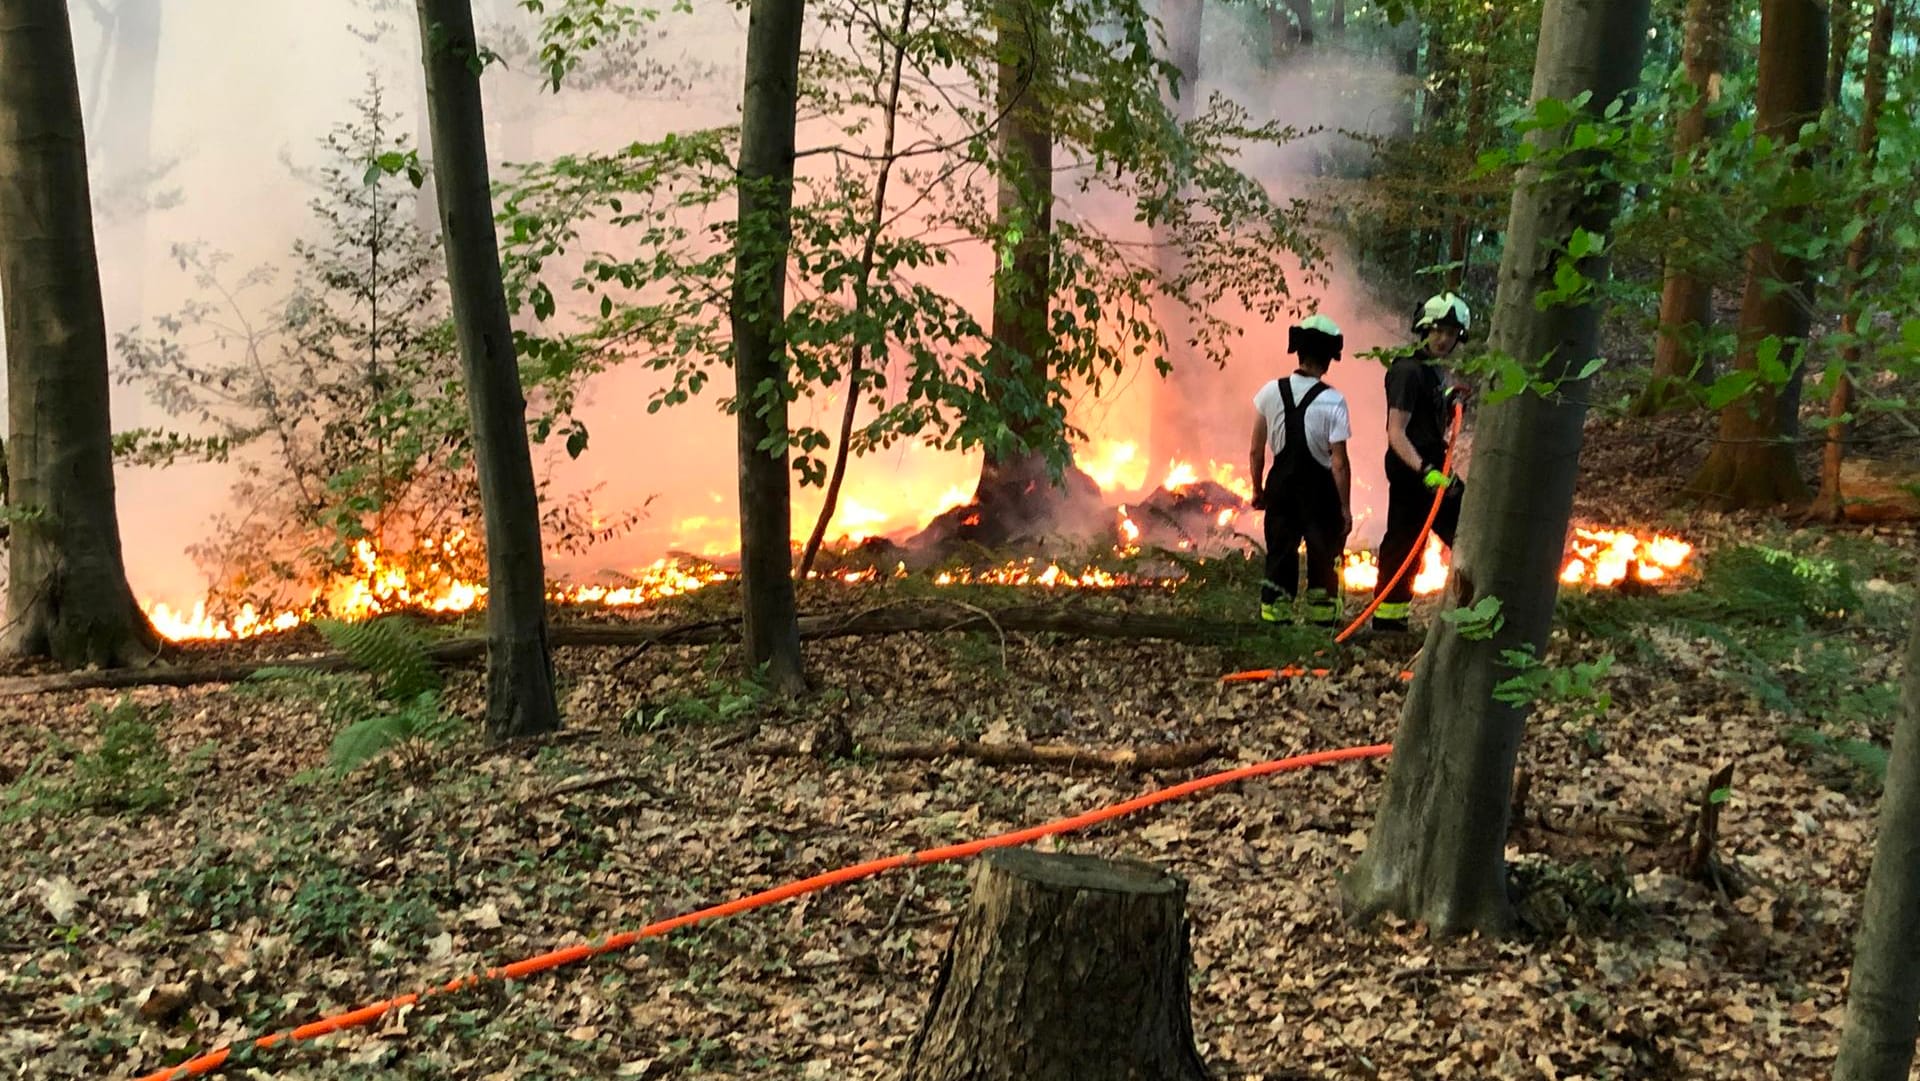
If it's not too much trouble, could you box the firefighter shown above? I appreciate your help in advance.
[1249,314,1353,626]
[1371,291,1472,633]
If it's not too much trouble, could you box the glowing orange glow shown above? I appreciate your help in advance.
[1561,527,1693,587]
[1082,441,1146,492]
[1161,460,1199,491]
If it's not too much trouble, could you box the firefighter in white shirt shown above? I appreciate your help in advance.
[1249,314,1353,626]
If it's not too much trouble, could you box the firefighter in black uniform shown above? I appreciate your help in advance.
[1371,292,1471,633]
[1250,315,1353,626]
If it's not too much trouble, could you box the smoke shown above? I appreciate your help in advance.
[5,0,1417,615]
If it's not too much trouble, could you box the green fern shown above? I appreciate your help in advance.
[329,692,456,773]
[316,616,440,701]
[1701,545,1860,624]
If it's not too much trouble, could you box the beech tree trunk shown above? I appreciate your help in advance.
[415,0,561,739]
[732,0,808,693]
[1345,0,1651,936]
[0,0,159,668]
[1812,0,1894,521]
[1146,0,1204,472]
[1834,591,1920,1081]
[977,0,1058,505]
[1687,0,1827,510]
[1634,0,1733,416]
[902,848,1209,1081]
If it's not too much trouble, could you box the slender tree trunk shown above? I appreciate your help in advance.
[1687,0,1827,510]
[1813,0,1894,521]
[0,0,159,668]
[1146,0,1204,473]
[1330,0,1346,34]
[1634,0,1733,416]
[797,0,914,579]
[731,0,807,693]
[1834,591,1920,1080]
[976,0,1057,505]
[902,849,1209,1080]
[415,0,561,739]
[1827,0,1856,109]
[1345,0,1651,936]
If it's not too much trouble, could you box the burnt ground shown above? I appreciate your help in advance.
[1,413,1916,1081]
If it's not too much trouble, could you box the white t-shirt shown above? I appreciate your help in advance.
[1253,374,1351,469]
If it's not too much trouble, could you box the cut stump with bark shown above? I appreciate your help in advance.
[902,848,1210,1081]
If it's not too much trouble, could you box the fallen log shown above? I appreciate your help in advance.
[748,737,1223,774]
[0,602,1269,697]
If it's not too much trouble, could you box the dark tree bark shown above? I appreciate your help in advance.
[1812,0,1894,521]
[1634,0,1734,416]
[1345,0,1651,936]
[1146,0,1204,472]
[797,0,914,579]
[977,0,1058,507]
[1834,591,1920,1081]
[415,0,561,739]
[731,0,808,693]
[902,849,1209,1081]
[0,0,159,668]
[1827,0,1856,109]
[1687,0,1827,510]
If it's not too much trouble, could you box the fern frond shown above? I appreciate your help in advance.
[316,616,441,701]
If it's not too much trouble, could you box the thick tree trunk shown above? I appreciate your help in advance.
[1812,0,1894,521]
[1687,0,1826,510]
[902,849,1209,1081]
[731,0,808,693]
[978,0,1058,503]
[1834,592,1920,1081]
[1146,0,1204,473]
[415,0,561,739]
[0,0,159,668]
[1345,0,1651,937]
[1635,0,1733,416]
[1827,0,1856,109]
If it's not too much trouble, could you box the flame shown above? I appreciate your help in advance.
[1161,460,1200,491]
[1340,536,1447,596]
[1082,441,1146,492]
[1117,505,1142,547]
[1208,461,1256,502]
[1561,527,1693,587]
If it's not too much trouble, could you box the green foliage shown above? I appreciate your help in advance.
[316,615,442,701]
[330,692,462,774]
[1699,545,1860,624]
[1442,594,1506,640]
[148,834,440,956]
[1512,855,1643,935]
[1492,646,1615,730]
[625,654,771,732]
[1,699,203,820]
[500,0,1325,483]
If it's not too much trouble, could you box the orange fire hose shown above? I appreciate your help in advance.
[1224,400,1465,684]
[134,742,1392,1081]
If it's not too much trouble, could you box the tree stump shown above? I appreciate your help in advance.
[901,848,1209,1081]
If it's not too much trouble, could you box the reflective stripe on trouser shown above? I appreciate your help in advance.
[1373,600,1413,621]
[1304,589,1339,623]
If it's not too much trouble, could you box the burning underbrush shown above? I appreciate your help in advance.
[142,453,1696,644]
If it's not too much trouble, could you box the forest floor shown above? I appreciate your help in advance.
[2,417,1917,1081]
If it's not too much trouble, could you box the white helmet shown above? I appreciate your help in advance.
[1413,292,1472,339]
[1287,313,1344,358]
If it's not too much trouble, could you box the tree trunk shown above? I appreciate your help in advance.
[731,0,808,693]
[0,0,159,668]
[1146,0,1204,473]
[1345,0,1651,937]
[901,848,1209,1081]
[978,0,1058,504]
[797,0,914,579]
[415,0,561,739]
[1834,591,1920,1081]
[1687,0,1826,510]
[1826,0,1855,109]
[1812,0,1894,521]
[1634,0,1733,416]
